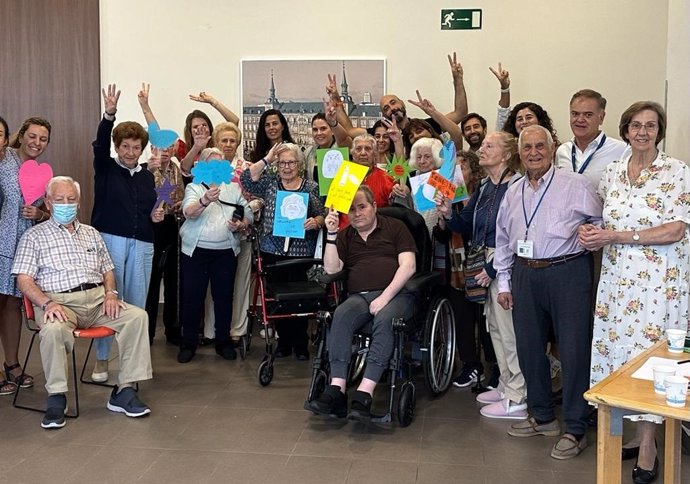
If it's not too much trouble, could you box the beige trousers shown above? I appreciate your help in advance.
[484,248,526,404]
[35,286,153,395]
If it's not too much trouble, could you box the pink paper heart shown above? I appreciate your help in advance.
[19,159,54,205]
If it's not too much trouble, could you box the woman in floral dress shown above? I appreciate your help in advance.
[578,101,690,484]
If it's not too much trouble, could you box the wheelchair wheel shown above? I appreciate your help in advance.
[422,297,456,396]
[308,369,329,402]
[257,358,274,387]
[239,335,249,360]
[347,335,368,387]
[397,381,416,427]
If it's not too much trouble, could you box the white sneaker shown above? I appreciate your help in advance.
[476,388,503,404]
[549,354,562,380]
[91,360,108,383]
[480,399,528,420]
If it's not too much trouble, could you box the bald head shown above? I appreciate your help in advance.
[379,94,407,126]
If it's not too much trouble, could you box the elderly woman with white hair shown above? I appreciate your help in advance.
[177,147,253,364]
[409,137,445,233]
[241,142,325,360]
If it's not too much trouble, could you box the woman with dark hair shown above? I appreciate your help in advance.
[0,116,52,394]
[249,109,295,163]
[304,108,351,182]
[501,102,559,144]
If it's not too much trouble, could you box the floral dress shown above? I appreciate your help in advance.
[590,151,690,390]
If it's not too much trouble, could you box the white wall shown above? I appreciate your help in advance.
[100,0,684,156]
[666,0,690,160]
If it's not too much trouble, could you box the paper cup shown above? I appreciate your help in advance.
[666,329,687,353]
[664,375,689,407]
[653,365,676,394]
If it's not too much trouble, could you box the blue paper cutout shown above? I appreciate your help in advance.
[191,160,235,186]
[409,172,437,211]
[439,141,456,181]
[148,121,179,149]
[272,190,308,239]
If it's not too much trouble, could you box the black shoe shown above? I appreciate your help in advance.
[216,342,237,361]
[305,385,347,418]
[452,363,483,388]
[275,346,292,358]
[347,390,373,423]
[177,347,196,363]
[632,457,658,484]
[41,394,67,429]
[622,446,640,461]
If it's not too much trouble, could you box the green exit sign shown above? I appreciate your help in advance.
[441,9,482,30]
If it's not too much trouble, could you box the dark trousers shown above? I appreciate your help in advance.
[449,288,496,366]
[181,247,237,349]
[260,252,310,355]
[145,214,181,341]
[512,253,592,435]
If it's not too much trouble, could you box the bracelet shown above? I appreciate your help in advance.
[327,231,338,236]
[328,120,337,128]
[199,197,209,207]
[41,299,53,311]
[261,157,269,167]
[500,87,510,93]
[325,239,337,245]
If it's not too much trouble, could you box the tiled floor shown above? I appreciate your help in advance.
[1,326,688,484]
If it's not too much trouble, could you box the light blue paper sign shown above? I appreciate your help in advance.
[191,160,234,186]
[272,190,308,239]
[439,140,456,180]
[409,171,437,211]
[148,121,179,149]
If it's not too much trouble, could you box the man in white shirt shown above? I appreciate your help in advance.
[555,89,629,189]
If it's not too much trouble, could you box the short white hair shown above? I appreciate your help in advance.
[409,138,443,170]
[46,176,81,198]
[352,134,376,151]
[518,125,554,150]
[199,147,223,161]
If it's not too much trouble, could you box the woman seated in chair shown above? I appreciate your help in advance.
[241,143,325,360]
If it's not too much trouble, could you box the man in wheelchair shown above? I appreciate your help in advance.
[306,186,416,421]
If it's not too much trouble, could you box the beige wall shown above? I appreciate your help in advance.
[100,0,686,159]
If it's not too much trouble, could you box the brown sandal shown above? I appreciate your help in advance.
[4,363,34,389]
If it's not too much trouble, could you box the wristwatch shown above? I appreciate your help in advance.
[632,230,640,242]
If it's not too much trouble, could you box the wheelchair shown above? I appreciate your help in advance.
[303,206,456,427]
[246,227,343,387]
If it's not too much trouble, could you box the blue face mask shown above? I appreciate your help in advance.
[52,203,78,225]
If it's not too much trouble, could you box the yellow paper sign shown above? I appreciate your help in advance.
[428,170,457,200]
[325,161,369,213]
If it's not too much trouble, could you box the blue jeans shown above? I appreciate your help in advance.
[96,233,154,360]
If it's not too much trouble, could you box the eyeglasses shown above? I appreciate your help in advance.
[628,122,658,132]
[277,160,297,168]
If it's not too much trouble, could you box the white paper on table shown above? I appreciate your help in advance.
[630,356,690,381]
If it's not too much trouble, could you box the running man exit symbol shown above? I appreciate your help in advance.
[441,9,482,30]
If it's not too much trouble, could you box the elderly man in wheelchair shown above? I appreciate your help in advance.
[305,185,456,424]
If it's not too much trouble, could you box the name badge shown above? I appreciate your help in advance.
[517,240,534,258]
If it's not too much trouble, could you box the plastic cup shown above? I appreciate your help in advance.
[664,375,689,407]
[666,329,687,353]
[653,365,676,394]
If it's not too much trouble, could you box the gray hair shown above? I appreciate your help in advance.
[352,134,376,151]
[409,137,443,170]
[518,125,554,150]
[199,147,224,161]
[46,176,81,198]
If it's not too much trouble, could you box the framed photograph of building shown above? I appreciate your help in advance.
[241,58,386,159]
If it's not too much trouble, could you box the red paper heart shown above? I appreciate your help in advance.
[18,159,54,205]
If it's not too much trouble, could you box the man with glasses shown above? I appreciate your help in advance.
[555,89,629,189]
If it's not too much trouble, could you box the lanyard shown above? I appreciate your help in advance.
[521,168,555,239]
[571,134,606,174]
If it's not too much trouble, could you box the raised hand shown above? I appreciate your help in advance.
[408,90,438,116]
[325,207,339,233]
[489,62,510,90]
[326,74,340,101]
[189,91,218,105]
[137,83,150,107]
[324,99,337,127]
[448,52,464,83]
[102,84,121,115]
[381,117,400,143]
[192,124,211,150]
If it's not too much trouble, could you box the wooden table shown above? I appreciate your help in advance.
[584,341,690,484]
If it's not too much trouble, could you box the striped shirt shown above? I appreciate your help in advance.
[12,219,114,293]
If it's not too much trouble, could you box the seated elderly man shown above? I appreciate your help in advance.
[12,176,153,429]
[306,186,416,421]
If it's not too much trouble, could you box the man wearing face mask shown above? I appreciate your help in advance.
[12,176,153,430]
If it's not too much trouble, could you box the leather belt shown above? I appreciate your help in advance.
[58,282,103,294]
[516,251,587,269]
